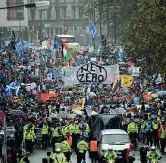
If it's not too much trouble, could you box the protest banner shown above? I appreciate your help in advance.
[64,63,119,86]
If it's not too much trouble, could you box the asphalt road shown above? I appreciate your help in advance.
[29,147,166,163]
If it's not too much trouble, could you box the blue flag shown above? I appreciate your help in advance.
[16,40,32,52]
[54,35,61,49]
[89,22,98,41]
[5,81,21,96]
[20,51,25,62]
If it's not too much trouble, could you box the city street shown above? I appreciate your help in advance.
[30,147,166,163]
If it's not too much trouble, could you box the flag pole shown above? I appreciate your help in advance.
[61,40,64,59]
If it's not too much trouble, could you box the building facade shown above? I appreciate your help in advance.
[28,0,89,45]
[0,0,28,41]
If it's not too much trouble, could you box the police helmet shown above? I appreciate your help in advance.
[55,148,61,153]
[151,146,156,151]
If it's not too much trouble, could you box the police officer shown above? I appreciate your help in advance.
[140,119,147,143]
[41,122,49,149]
[127,118,138,147]
[152,119,159,147]
[44,152,53,163]
[146,146,161,162]
[69,120,80,153]
[51,124,59,152]
[61,137,72,162]
[104,148,117,162]
[19,152,30,163]
[77,137,88,163]
[23,125,36,153]
[52,148,67,163]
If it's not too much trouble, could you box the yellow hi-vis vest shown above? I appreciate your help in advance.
[152,122,158,130]
[42,124,48,134]
[160,128,166,138]
[20,156,26,163]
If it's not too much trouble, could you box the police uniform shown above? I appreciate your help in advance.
[127,121,138,146]
[23,128,36,153]
[152,121,159,147]
[77,139,88,163]
[51,126,59,151]
[61,140,71,162]
[52,152,67,163]
[104,151,117,161]
[41,123,49,149]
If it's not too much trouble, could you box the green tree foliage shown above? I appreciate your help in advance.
[125,0,166,72]
[84,0,166,72]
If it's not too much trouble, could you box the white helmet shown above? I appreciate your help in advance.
[151,146,156,151]
[55,148,61,153]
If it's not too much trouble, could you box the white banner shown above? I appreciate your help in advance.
[64,62,119,86]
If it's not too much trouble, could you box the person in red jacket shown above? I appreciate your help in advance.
[158,121,166,153]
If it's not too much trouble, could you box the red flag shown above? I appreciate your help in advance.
[61,40,70,51]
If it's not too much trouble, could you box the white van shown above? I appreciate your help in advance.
[98,129,135,163]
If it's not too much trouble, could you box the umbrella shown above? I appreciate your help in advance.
[17,65,26,69]
[9,110,24,115]
[156,91,166,96]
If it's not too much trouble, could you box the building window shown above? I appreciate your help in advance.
[7,0,24,21]
[56,8,60,20]
[72,6,76,19]
[79,6,83,19]
[55,0,59,4]
[62,7,66,19]
[42,10,47,20]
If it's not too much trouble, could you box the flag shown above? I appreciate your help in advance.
[121,75,133,87]
[16,40,32,52]
[5,81,21,96]
[20,51,25,62]
[54,35,61,49]
[89,22,98,41]
[14,81,21,96]
[0,111,5,117]
[112,80,121,93]
[64,50,72,61]
[62,40,70,51]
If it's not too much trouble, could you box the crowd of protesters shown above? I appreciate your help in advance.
[0,44,165,163]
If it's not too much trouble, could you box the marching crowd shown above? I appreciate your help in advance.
[0,45,166,163]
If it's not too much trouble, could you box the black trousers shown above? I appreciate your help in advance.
[89,152,98,163]
[146,132,153,146]
[152,130,159,147]
[77,152,86,163]
[25,140,33,153]
[160,139,166,153]
[42,134,48,149]
[64,152,71,162]
[72,134,79,153]
[52,137,58,152]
